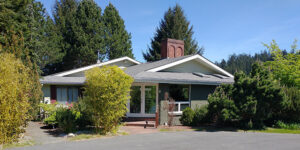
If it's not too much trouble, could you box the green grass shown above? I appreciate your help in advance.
[247,128,300,134]
[68,134,102,141]
[159,128,187,132]
[160,125,300,134]
[68,131,128,141]
[3,140,35,149]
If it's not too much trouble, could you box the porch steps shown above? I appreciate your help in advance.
[125,121,156,128]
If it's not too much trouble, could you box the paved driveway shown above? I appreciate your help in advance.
[11,131,300,150]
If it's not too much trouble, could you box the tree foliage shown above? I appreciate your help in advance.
[0,53,32,144]
[143,4,204,62]
[103,3,134,59]
[207,63,285,128]
[216,51,272,74]
[264,40,300,88]
[82,66,133,134]
[61,0,105,70]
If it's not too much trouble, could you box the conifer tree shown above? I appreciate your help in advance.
[25,1,64,75]
[143,4,203,61]
[53,0,78,70]
[72,0,105,67]
[54,0,105,70]
[103,3,134,59]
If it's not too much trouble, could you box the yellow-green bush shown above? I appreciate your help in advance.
[0,53,32,144]
[82,66,133,134]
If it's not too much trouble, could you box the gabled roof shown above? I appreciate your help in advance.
[125,55,193,76]
[41,54,234,85]
[52,56,140,77]
[146,54,234,78]
[125,54,234,78]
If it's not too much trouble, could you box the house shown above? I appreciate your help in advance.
[40,38,234,125]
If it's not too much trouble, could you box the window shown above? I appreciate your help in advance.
[145,86,156,114]
[130,86,141,113]
[169,85,189,101]
[56,86,79,104]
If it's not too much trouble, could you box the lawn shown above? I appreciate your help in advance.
[247,128,300,134]
[159,125,300,134]
[3,140,35,149]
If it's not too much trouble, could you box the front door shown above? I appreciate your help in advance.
[128,83,158,117]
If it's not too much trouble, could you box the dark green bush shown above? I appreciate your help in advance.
[207,63,285,129]
[55,107,82,133]
[180,107,194,126]
[193,105,209,126]
[280,86,300,122]
[274,120,300,130]
[73,100,93,128]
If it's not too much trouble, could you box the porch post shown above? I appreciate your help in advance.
[155,84,159,127]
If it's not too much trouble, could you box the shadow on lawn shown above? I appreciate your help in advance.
[191,125,240,132]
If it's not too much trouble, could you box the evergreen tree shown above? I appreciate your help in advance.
[143,4,204,61]
[103,3,134,59]
[54,0,105,70]
[0,0,46,118]
[72,0,105,67]
[24,1,64,75]
[216,51,272,74]
[53,0,78,71]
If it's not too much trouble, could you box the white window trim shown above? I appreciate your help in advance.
[127,83,158,117]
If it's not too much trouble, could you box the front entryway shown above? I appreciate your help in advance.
[127,83,158,118]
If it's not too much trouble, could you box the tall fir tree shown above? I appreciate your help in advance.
[103,3,134,59]
[72,0,105,67]
[53,0,78,71]
[54,0,105,70]
[143,4,204,62]
[24,1,64,75]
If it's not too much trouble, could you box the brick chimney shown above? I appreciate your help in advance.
[161,38,184,59]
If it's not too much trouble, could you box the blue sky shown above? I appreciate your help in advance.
[38,0,300,62]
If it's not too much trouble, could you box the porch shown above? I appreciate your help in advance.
[126,83,197,125]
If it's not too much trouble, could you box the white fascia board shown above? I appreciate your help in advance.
[147,55,234,78]
[55,57,140,77]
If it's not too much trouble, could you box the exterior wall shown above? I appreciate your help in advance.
[42,85,51,104]
[159,100,182,125]
[190,85,216,109]
[163,59,216,74]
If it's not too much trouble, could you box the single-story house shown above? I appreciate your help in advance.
[40,38,234,125]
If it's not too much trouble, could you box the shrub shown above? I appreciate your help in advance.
[72,100,93,128]
[40,102,58,126]
[274,121,300,130]
[82,66,133,134]
[0,53,32,144]
[55,107,82,133]
[180,107,194,126]
[207,63,285,129]
[193,105,209,126]
[280,86,300,122]
[207,84,239,124]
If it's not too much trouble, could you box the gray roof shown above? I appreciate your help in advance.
[41,54,234,85]
[125,55,193,76]
[40,76,85,85]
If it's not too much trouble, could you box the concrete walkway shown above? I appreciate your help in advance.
[13,131,300,150]
[24,121,66,145]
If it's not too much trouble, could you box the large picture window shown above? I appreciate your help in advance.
[130,86,141,113]
[56,86,79,104]
[145,86,156,114]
